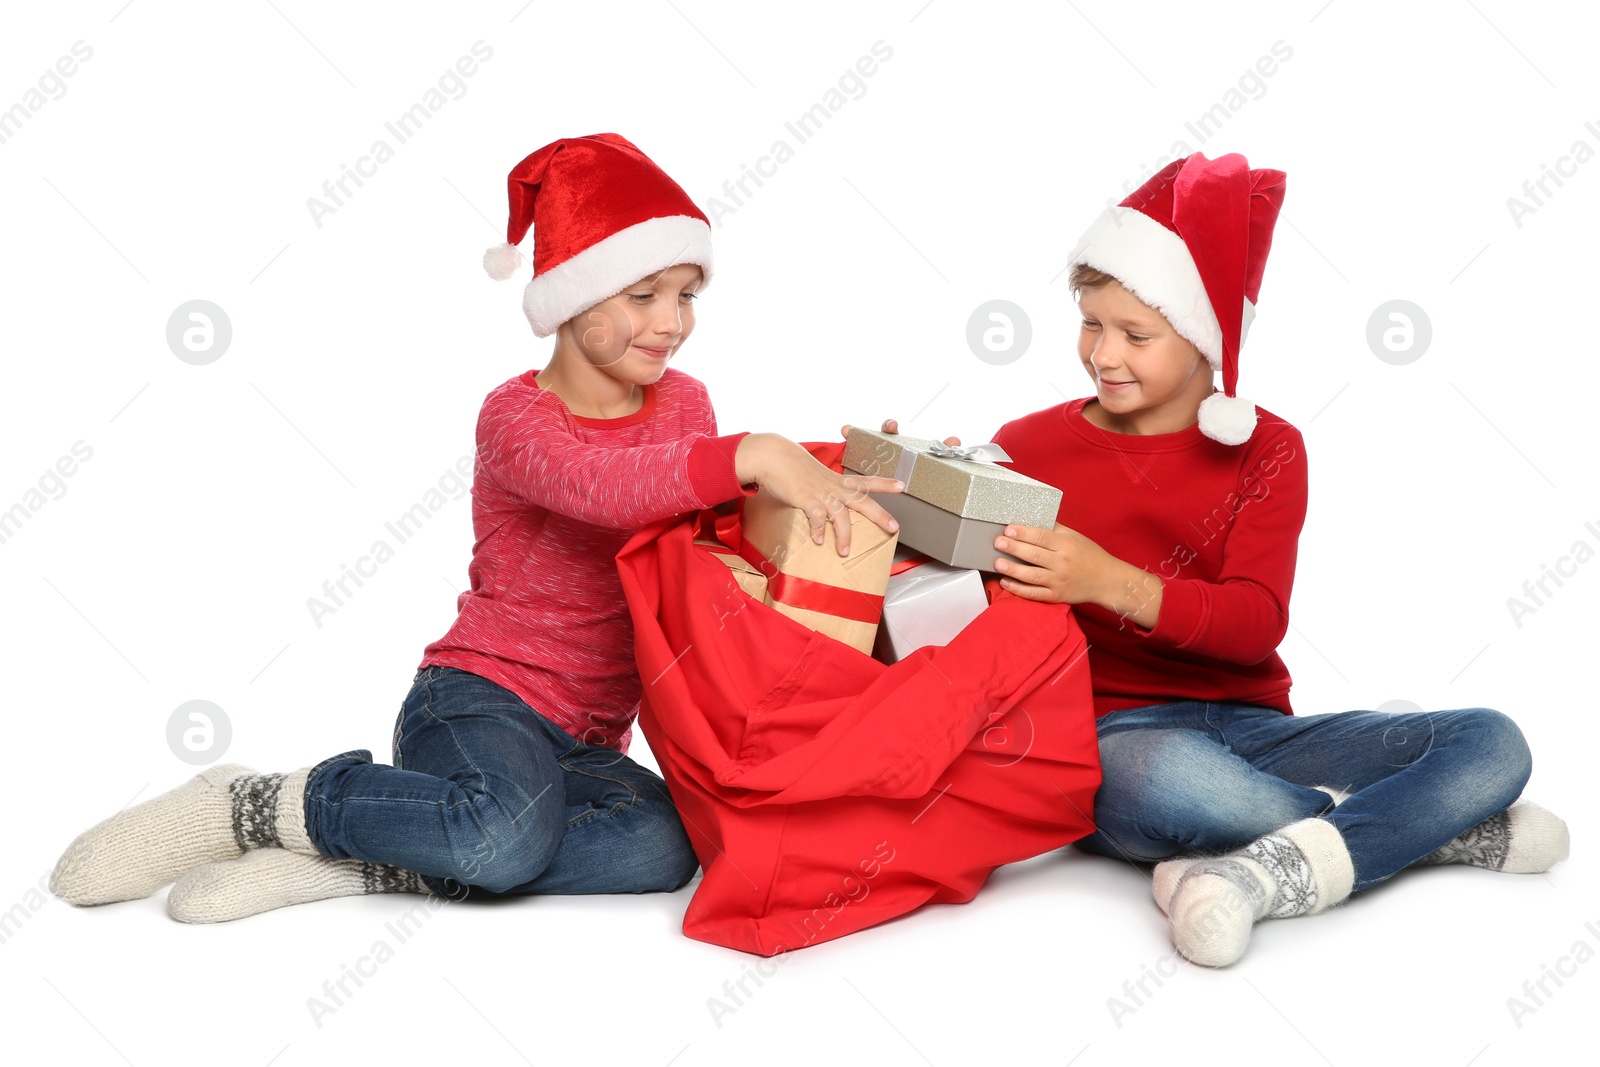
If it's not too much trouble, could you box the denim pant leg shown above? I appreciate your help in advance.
[1216,705,1532,890]
[305,666,699,899]
[492,737,700,896]
[304,667,571,896]
[1077,701,1335,863]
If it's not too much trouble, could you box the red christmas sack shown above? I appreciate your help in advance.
[615,442,1102,955]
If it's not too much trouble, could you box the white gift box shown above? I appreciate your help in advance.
[872,548,990,664]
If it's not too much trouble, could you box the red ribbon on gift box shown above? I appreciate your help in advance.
[889,553,932,577]
[734,538,885,624]
[692,511,885,624]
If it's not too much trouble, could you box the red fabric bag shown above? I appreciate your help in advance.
[615,443,1102,955]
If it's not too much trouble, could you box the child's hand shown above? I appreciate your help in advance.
[839,418,961,447]
[735,433,902,555]
[992,523,1159,625]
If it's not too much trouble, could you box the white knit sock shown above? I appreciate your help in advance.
[1419,800,1570,874]
[1152,788,1348,917]
[51,765,315,906]
[272,767,316,855]
[1164,818,1354,967]
[1151,856,1200,916]
[167,849,427,923]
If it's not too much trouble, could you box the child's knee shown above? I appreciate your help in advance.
[1097,729,1232,809]
[1458,707,1533,801]
[641,838,700,893]
[625,808,701,892]
[1095,728,1320,855]
[443,793,561,893]
[453,830,557,894]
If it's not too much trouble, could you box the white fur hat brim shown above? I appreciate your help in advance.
[1068,206,1260,372]
[514,214,714,338]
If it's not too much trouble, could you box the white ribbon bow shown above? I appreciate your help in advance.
[925,441,1013,464]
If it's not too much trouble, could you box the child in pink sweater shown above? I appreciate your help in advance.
[50,134,902,920]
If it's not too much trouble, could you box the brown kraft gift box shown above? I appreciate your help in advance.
[700,488,899,655]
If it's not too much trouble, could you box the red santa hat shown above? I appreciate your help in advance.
[1067,152,1286,445]
[483,133,713,338]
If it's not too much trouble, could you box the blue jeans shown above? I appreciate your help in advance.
[1077,702,1532,891]
[302,666,700,898]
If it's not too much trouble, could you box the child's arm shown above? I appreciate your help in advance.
[480,387,902,554]
[993,524,1165,628]
[477,390,735,526]
[734,434,902,554]
[992,424,1307,665]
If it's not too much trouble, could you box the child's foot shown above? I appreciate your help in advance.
[168,850,427,923]
[51,764,314,906]
[1151,856,1200,916]
[1151,786,1347,916]
[1162,817,1353,967]
[1419,800,1569,874]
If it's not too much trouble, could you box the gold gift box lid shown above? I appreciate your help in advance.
[842,427,1061,527]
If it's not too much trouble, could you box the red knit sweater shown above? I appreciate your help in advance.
[992,397,1307,716]
[421,367,748,751]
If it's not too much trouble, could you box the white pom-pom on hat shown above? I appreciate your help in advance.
[483,242,525,281]
[1197,392,1258,446]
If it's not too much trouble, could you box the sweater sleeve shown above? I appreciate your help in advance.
[477,384,747,529]
[1134,425,1308,664]
[685,388,754,505]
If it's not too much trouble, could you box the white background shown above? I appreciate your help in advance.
[2,1,1595,1064]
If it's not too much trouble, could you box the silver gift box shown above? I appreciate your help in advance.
[873,548,990,664]
[842,428,1062,572]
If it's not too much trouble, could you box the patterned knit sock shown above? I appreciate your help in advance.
[51,765,315,906]
[1418,800,1570,874]
[1151,787,1348,916]
[1163,818,1354,967]
[167,849,427,923]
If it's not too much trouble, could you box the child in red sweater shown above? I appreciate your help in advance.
[985,152,1568,966]
[49,134,902,921]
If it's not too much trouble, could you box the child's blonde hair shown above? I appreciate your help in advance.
[1069,263,1120,294]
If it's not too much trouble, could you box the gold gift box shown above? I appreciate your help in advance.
[842,427,1062,572]
[699,488,898,654]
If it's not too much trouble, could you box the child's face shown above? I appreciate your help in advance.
[564,263,703,386]
[1076,280,1212,430]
